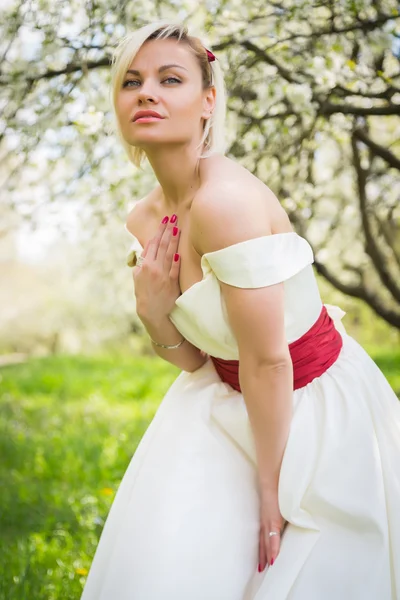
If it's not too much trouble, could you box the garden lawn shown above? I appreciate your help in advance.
[0,353,179,600]
[0,348,398,599]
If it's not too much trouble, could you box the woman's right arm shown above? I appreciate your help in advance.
[126,206,208,373]
[139,313,209,373]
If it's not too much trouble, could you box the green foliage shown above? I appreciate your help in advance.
[1,0,400,345]
[318,274,400,350]
[366,348,400,395]
[0,350,399,598]
[0,353,179,600]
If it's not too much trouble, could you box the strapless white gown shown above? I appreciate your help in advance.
[81,230,400,600]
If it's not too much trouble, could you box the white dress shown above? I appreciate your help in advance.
[81,231,400,600]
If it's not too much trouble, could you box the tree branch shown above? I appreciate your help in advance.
[320,101,400,117]
[374,213,400,270]
[353,128,400,171]
[314,258,400,328]
[236,40,301,84]
[331,83,399,101]
[1,56,112,86]
[351,131,400,303]
[263,12,399,51]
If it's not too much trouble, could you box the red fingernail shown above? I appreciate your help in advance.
[173,226,178,236]
[162,216,169,224]
[170,214,177,223]
[174,253,179,262]
[270,558,274,566]
[258,563,262,572]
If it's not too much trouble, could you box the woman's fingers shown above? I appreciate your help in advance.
[259,520,288,572]
[267,530,281,566]
[257,529,280,572]
[145,213,179,266]
[135,213,180,285]
[169,248,180,280]
[158,215,180,267]
[258,527,267,572]
[143,214,171,261]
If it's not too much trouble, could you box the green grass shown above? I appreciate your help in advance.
[0,348,398,599]
[0,354,179,600]
[364,346,400,397]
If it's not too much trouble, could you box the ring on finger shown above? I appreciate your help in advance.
[268,531,280,538]
[136,256,145,267]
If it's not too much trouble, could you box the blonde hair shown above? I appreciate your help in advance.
[110,21,226,168]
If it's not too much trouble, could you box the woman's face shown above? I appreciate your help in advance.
[115,38,215,151]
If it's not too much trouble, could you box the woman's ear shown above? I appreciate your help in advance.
[202,86,216,120]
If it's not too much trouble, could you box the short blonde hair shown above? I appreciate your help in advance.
[110,21,227,168]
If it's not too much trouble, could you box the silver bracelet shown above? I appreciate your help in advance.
[150,336,185,349]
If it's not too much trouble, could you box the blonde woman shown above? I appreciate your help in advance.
[81,20,400,600]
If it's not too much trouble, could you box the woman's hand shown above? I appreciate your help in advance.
[258,488,287,571]
[133,214,181,322]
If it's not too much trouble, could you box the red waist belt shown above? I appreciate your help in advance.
[209,305,343,392]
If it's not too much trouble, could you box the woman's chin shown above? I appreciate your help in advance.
[130,135,188,149]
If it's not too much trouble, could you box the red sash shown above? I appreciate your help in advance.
[209,305,343,392]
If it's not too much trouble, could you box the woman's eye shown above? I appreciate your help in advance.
[163,77,181,84]
[123,80,139,88]
[122,77,181,88]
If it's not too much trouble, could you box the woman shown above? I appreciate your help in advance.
[81,20,400,600]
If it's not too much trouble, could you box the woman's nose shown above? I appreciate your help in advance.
[137,82,158,103]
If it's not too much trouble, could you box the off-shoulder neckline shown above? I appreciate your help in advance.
[125,224,313,306]
[124,223,300,257]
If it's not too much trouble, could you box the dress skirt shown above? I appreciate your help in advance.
[81,331,400,600]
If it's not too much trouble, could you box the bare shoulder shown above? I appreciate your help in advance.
[192,155,292,254]
[125,187,160,240]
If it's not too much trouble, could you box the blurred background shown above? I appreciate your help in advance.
[0,0,399,598]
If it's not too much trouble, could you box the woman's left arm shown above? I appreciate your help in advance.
[226,281,293,493]
[191,183,293,569]
[220,280,293,570]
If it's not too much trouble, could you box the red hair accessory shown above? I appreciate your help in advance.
[205,48,216,62]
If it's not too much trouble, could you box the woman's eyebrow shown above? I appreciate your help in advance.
[126,64,188,75]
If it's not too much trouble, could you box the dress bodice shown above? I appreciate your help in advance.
[125,226,345,360]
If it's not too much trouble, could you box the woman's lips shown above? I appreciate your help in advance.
[134,116,164,123]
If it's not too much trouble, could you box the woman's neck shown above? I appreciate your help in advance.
[145,143,203,210]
